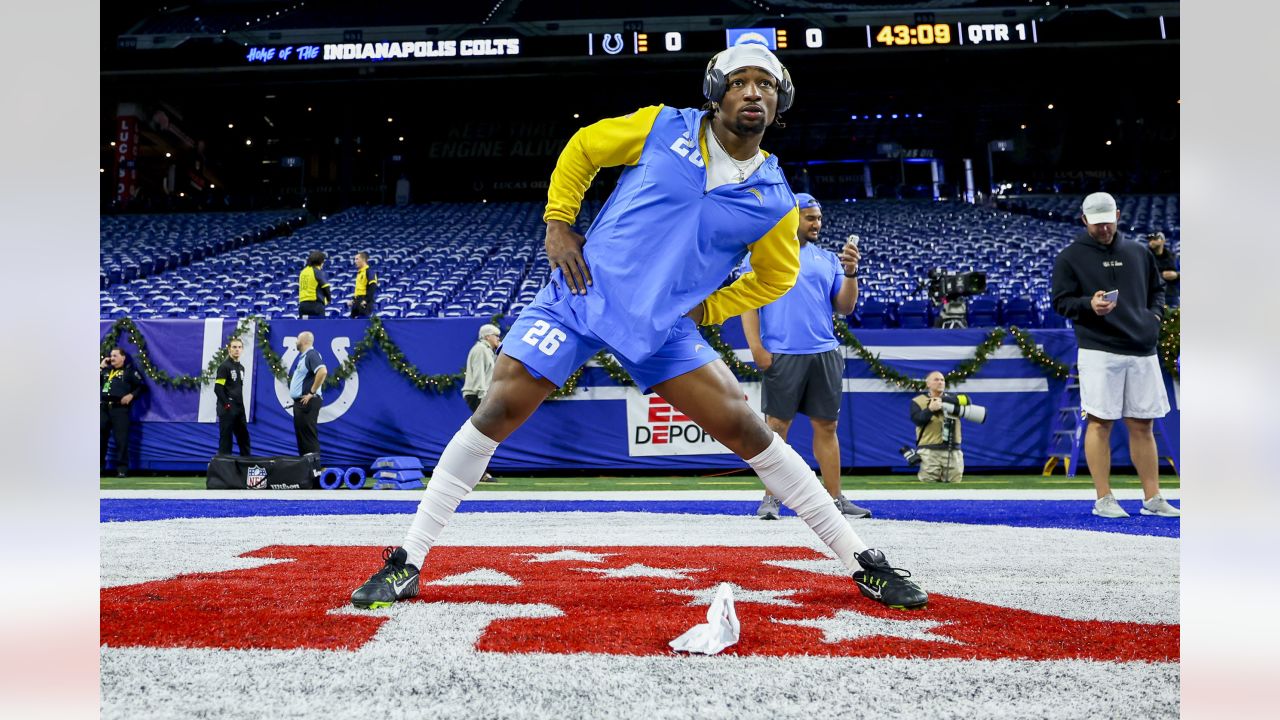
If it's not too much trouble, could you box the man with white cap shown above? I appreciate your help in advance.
[740,192,872,520]
[350,42,929,612]
[462,323,502,483]
[1051,192,1180,519]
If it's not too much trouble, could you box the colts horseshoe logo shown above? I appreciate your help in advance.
[274,336,360,423]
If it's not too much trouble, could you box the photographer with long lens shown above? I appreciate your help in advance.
[907,371,985,483]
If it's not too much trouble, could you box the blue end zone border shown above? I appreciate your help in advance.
[100,498,1179,538]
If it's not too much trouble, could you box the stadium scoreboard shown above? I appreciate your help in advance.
[235,13,1176,66]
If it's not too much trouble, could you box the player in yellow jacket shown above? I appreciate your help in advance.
[351,43,928,612]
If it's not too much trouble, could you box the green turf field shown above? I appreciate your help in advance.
[100,473,1178,492]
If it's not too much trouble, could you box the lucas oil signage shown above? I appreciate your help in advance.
[624,385,762,457]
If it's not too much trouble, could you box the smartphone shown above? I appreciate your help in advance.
[846,234,859,250]
[1102,289,1119,303]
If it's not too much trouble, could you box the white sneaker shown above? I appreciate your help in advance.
[1140,494,1181,517]
[756,494,781,520]
[1092,493,1130,518]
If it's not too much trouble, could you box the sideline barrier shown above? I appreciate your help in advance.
[100,318,1179,472]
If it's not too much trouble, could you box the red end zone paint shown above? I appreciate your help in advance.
[101,546,1178,660]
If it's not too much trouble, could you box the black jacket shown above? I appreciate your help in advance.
[100,363,146,403]
[214,358,246,409]
[1150,247,1179,302]
[1052,231,1164,356]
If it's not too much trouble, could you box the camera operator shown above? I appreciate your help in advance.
[909,371,964,483]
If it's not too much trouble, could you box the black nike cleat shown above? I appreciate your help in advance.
[852,548,928,610]
[351,546,421,609]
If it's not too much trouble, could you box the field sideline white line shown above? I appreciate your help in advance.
[101,488,1180,502]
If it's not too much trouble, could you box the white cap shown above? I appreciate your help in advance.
[1081,192,1119,225]
[713,42,785,84]
[478,323,501,339]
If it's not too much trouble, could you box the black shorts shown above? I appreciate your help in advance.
[299,301,326,318]
[760,348,844,421]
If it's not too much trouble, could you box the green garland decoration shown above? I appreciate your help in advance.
[1159,307,1180,381]
[1008,326,1071,379]
[101,316,256,390]
[103,311,1093,398]
[103,315,466,393]
[834,318,1008,391]
[702,324,761,380]
[548,351,634,398]
[253,316,290,380]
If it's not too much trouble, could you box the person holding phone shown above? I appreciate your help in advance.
[1051,192,1179,519]
[740,194,871,520]
[100,346,146,477]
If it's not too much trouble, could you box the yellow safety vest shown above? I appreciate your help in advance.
[298,266,322,303]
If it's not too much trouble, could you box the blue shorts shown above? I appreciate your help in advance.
[502,278,721,393]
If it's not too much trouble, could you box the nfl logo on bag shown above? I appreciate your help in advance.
[246,465,269,489]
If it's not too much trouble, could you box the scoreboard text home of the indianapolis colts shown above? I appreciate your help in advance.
[242,15,1176,65]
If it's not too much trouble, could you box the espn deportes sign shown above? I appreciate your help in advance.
[625,387,762,457]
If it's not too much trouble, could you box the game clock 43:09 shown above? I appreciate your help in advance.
[874,21,1037,47]
[875,24,953,46]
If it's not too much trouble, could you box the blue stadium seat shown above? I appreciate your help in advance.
[860,300,889,329]
[899,300,932,329]
[100,198,1178,322]
[1002,296,1039,327]
[967,297,999,327]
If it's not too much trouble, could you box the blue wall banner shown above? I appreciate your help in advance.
[99,318,1179,473]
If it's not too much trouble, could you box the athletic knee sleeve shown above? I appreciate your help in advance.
[401,420,499,567]
[747,434,869,573]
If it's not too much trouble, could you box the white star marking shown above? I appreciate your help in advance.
[427,568,521,586]
[762,559,849,577]
[517,549,617,564]
[576,564,706,580]
[663,582,801,607]
[773,609,963,645]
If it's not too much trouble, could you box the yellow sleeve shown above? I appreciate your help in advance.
[544,105,665,225]
[699,206,800,325]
